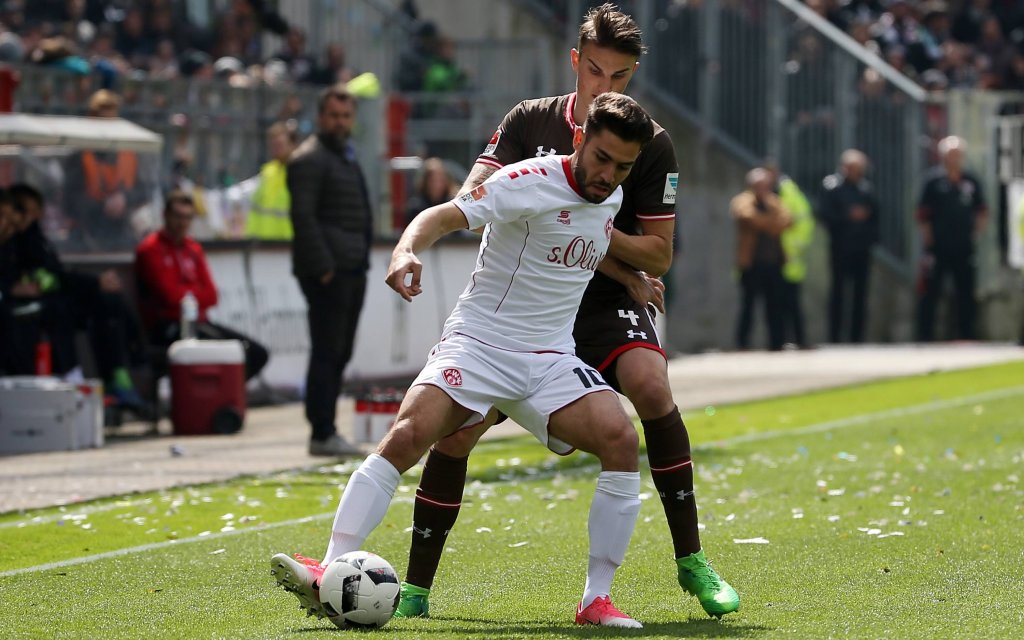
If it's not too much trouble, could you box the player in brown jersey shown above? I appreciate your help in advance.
[396,3,740,622]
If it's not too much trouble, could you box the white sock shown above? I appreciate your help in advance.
[323,454,401,564]
[581,471,641,608]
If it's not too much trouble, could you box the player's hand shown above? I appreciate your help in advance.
[386,251,423,301]
[625,271,665,315]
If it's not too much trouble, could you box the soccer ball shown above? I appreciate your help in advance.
[319,551,400,629]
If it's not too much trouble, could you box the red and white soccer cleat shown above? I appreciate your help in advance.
[270,553,327,619]
[574,595,643,629]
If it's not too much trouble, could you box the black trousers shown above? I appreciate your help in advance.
[829,250,871,343]
[781,279,806,347]
[736,264,785,351]
[298,272,367,441]
[916,251,977,341]
[151,320,269,381]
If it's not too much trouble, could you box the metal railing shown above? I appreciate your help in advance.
[640,0,942,269]
[521,0,946,271]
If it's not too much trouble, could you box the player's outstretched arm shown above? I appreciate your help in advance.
[386,202,470,301]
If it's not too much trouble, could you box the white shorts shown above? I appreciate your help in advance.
[410,333,612,454]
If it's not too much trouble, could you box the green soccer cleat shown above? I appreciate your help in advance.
[394,582,430,618]
[677,549,741,618]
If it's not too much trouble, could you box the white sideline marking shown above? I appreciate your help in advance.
[0,513,332,578]
[697,384,1024,450]
[4,384,1023,578]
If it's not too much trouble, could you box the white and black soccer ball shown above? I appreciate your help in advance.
[319,551,400,629]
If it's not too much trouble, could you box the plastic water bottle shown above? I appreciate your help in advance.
[180,291,198,340]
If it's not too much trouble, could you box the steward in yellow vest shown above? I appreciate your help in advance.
[246,122,298,240]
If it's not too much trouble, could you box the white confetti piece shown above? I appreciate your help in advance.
[733,537,770,544]
[827,515,841,522]
[475,527,492,534]
[827,489,846,496]
[508,541,529,548]
[209,548,226,555]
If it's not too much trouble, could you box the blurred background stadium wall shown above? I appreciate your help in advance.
[4,0,1024,387]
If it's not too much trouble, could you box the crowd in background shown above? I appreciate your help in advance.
[0,0,356,88]
[809,0,1024,91]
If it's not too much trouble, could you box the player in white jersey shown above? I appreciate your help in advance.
[270,93,656,628]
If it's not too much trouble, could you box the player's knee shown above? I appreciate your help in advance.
[378,417,433,471]
[595,420,639,471]
[433,426,481,457]
[621,373,674,417]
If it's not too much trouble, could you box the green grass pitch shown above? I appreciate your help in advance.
[2,361,1022,639]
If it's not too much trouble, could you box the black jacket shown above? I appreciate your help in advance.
[286,133,373,279]
[818,173,880,255]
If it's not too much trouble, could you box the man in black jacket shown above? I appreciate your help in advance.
[287,84,372,457]
[818,149,880,343]
[915,135,987,341]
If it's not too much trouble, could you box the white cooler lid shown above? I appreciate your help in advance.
[168,339,245,365]
[0,376,75,391]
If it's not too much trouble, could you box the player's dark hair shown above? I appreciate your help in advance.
[317,82,356,114]
[9,183,43,207]
[578,3,646,57]
[585,92,654,147]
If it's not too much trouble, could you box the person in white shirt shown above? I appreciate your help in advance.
[270,92,655,629]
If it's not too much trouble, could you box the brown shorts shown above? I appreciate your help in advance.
[573,293,667,392]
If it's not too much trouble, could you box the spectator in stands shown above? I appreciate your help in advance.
[914,2,952,72]
[149,38,179,79]
[313,42,353,86]
[135,190,269,379]
[732,168,792,351]
[951,0,994,45]
[396,20,438,93]
[819,149,879,344]
[115,6,149,68]
[274,27,316,84]
[246,121,298,240]
[404,157,457,228]
[10,183,149,411]
[766,162,815,349]
[915,135,987,341]
[63,89,150,251]
[286,84,370,457]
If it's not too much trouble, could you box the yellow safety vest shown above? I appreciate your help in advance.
[779,178,815,283]
[246,160,293,240]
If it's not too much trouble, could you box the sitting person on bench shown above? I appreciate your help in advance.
[134,190,269,380]
[9,183,149,411]
[0,188,80,379]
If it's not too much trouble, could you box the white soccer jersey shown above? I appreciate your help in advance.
[447,154,622,353]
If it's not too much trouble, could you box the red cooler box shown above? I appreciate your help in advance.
[168,339,246,435]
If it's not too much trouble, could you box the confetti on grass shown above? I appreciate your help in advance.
[733,537,770,544]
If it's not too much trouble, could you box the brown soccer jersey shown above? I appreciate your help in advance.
[477,93,678,299]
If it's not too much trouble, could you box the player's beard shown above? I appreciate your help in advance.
[573,162,613,204]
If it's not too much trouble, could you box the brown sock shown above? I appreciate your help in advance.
[403,448,468,589]
[642,406,702,558]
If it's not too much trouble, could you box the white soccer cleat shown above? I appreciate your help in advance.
[270,553,327,619]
